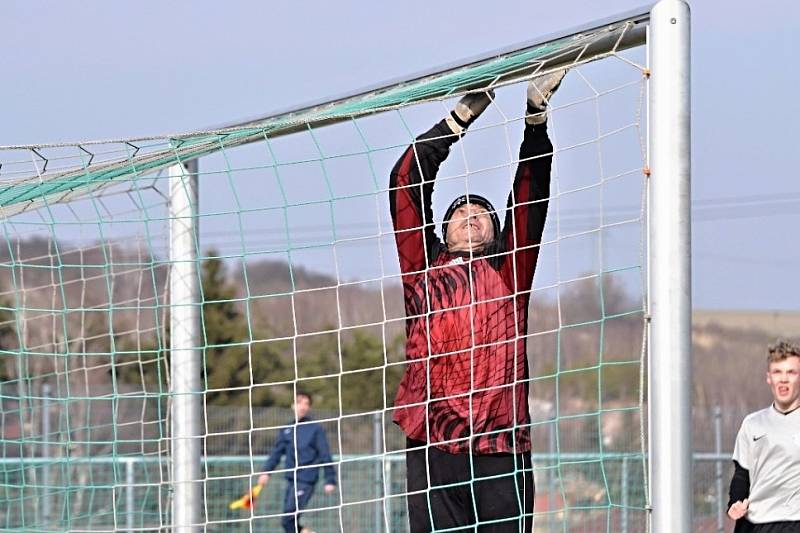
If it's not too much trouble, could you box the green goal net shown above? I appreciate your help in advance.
[0,11,651,532]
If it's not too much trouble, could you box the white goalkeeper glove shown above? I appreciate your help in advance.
[447,89,495,134]
[526,69,567,125]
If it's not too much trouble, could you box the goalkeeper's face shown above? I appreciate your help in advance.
[446,203,495,253]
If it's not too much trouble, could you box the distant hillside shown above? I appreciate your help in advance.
[236,259,405,341]
[691,314,800,452]
[694,309,800,339]
[0,237,794,454]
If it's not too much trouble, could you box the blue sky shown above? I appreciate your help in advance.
[2,0,799,311]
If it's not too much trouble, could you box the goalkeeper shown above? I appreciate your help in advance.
[257,392,336,533]
[390,70,565,532]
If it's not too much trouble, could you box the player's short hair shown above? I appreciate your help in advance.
[767,339,800,365]
[295,390,313,405]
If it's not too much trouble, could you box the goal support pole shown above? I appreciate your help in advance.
[169,159,204,531]
[648,1,692,531]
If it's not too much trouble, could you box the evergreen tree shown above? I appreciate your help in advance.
[295,330,404,412]
[201,252,288,406]
[341,331,403,412]
[0,299,17,381]
[116,253,291,406]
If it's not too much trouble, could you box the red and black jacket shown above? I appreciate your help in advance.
[390,118,552,455]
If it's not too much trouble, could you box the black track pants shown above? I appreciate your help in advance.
[406,439,534,532]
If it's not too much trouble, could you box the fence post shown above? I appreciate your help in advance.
[126,457,135,531]
[549,410,557,533]
[714,406,723,533]
[42,383,51,525]
[384,455,393,531]
[622,455,629,533]
[373,411,383,532]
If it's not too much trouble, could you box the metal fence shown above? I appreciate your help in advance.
[0,451,737,532]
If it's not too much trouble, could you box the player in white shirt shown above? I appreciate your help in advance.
[728,340,800,533]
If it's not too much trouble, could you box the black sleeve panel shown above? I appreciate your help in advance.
[389,120,460,273]
[495,122,553,292]
[728,460,750,510]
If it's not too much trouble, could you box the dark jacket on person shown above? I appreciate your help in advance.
[262,417,336,486]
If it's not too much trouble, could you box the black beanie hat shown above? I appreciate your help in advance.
[441,193,501,243]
